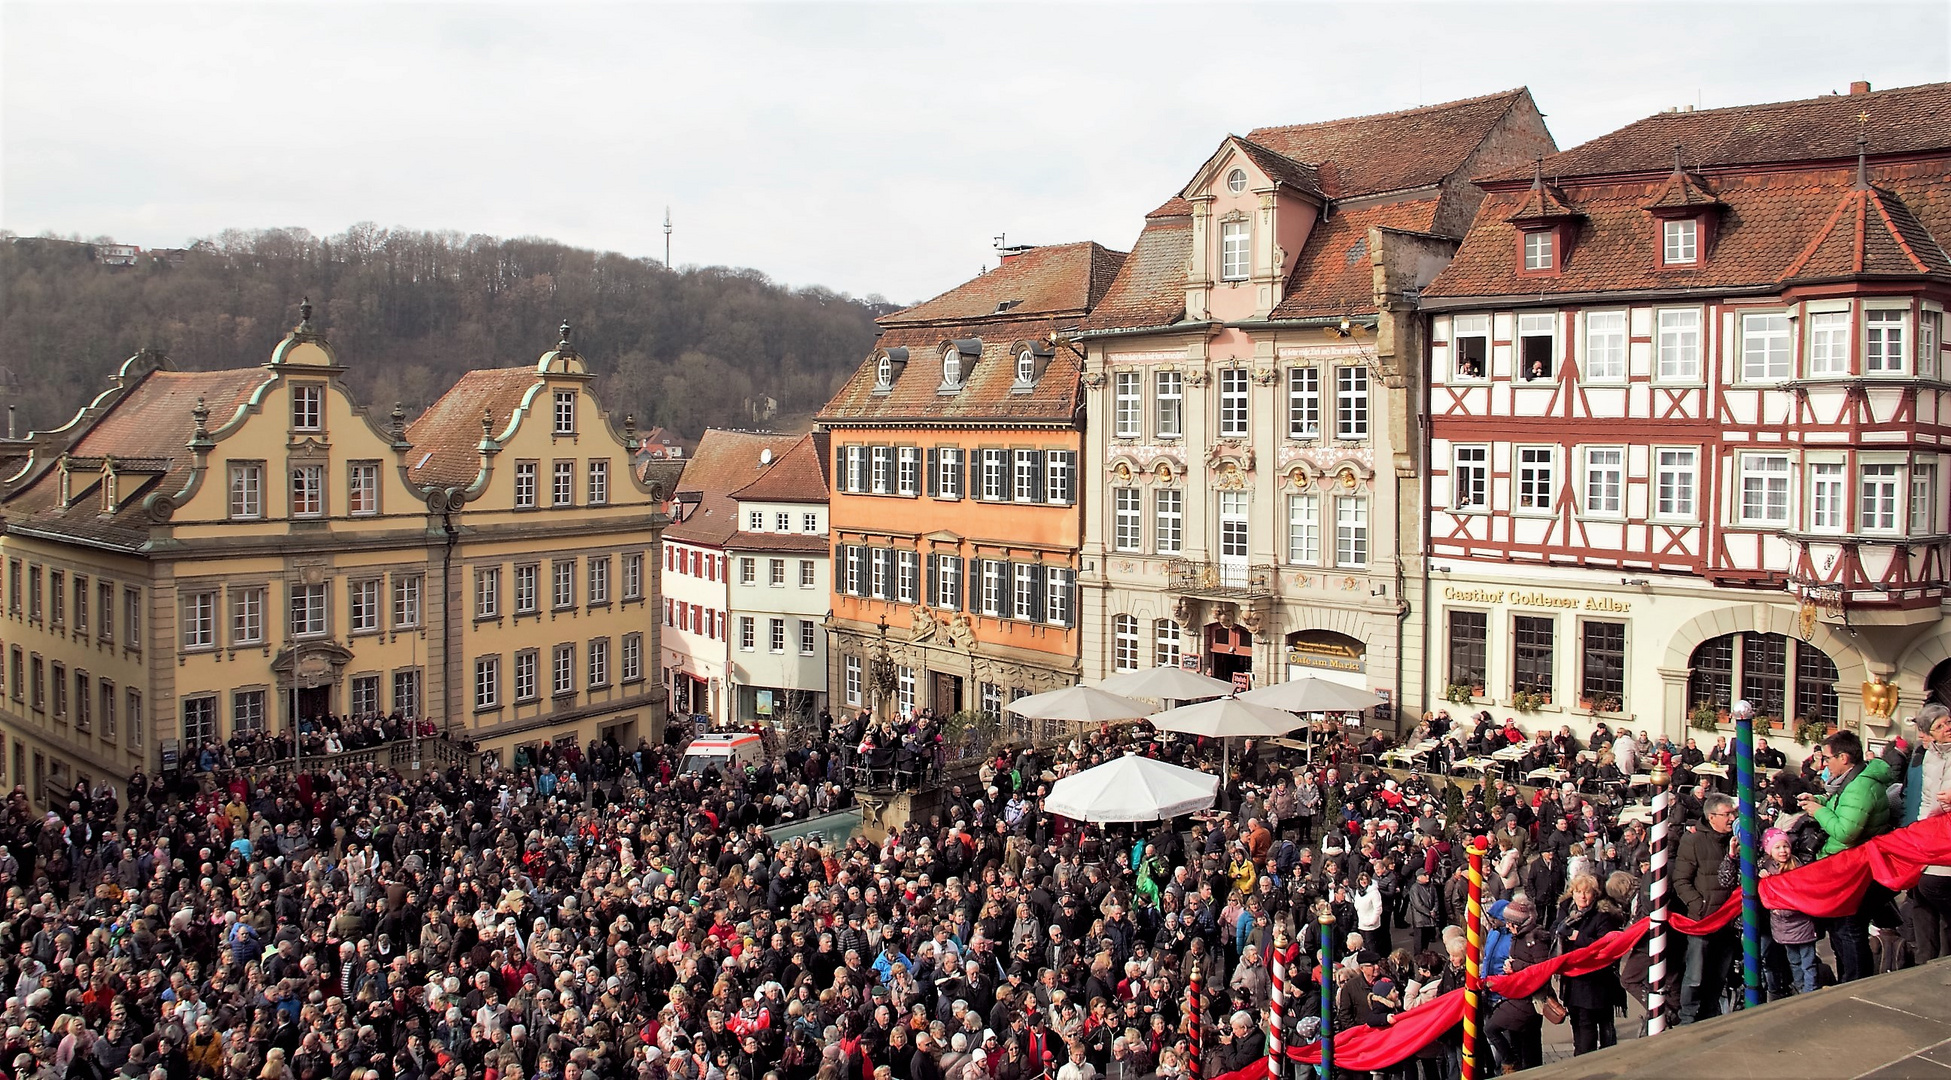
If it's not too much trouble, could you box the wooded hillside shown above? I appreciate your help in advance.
[0,226,892,440]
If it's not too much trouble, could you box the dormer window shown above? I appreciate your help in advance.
[1226,168,1248,194]
[1522,230,1554,271]
[941,347,963,389]
[875,356,893,389]
[1015,350,1036,386]
[1220,220,1250,281]
[1663,218,1698,265]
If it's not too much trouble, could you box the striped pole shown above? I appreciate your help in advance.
[1186,957,1201,1080]
[1463,836,1487,1080]
[1647,758,1673,1035]
[1268,932,1287,1080]
[1318,912,1336,1080]
[1733,699,1761,1008]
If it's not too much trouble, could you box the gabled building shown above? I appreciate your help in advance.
[1075,92,1554,723]
[1419,80,1951,743]
[724,432,831,729]
[0,309,667,801]
[818,242,1122,729]
[662,430,801,724]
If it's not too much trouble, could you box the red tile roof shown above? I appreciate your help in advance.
[1641,168,1725,212]
[405,368,538,487]
[1492,81,1951,180]
[879,242,1125,328]
[818,318,1084,425]
[728,431,830,504]
[1077,208,1193,332]
[663,491,739,547]
[1268,199,1445,319]
[1783,184,1951,281]
[1230,138,1327,199]
[725,530,831,554]
[1249,89,1534,199]
[677,430,804,497]
[1505,178,1584,225]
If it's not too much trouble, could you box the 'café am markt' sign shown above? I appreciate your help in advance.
[1287,630,1365,674]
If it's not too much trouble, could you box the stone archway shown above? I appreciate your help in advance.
[1657,603,1865,736]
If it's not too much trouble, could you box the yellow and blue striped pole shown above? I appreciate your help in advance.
[1464,836,1487,1080]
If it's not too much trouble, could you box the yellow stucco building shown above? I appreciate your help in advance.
[0,307,667,803]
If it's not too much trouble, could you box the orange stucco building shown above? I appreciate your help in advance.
[817,243,1122,729]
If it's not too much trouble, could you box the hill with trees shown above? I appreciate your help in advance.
[0,226,894,440]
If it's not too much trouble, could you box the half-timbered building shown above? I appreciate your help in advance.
[1420,80,1951,746]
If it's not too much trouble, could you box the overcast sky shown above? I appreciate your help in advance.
[4,2,1948,305]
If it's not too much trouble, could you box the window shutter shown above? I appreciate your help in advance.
[835,445,847,492]
[925,553,937,606]
[1028,564,1045,623]
[926,449,939,498]
[1061,451,1078,504]
[1029,452,1045,503]
[962,450,972,502]
[1061,569,1076,627]
[955,557,967,612]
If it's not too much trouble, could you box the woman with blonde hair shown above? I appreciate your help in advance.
[259,1046,290,1080]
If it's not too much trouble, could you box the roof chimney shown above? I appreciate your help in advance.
[1850,80,1872,95]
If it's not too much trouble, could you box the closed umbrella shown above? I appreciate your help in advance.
[1090,666,1235,701]
[1044,753,1219,823]
[1005,685,1156,723]
[1238,677,1383,714]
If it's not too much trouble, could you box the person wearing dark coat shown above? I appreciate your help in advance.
[1672,793,1737,1023]
[1556,875,1626,1056]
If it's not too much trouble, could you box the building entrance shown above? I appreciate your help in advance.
[1207,623,1254,687]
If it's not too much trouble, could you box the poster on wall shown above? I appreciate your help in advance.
[756,690,774,716]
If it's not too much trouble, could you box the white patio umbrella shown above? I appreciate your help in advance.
[1238,677,1384,714]
[1145,696,1300,739]
[1089,666,1235,701]
[1005,684,1156,723]
[1044,753,1219,822]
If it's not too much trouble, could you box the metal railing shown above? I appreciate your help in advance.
[1166,558,1277,599]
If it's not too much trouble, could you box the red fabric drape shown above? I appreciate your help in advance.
[1201,814,1951,1079]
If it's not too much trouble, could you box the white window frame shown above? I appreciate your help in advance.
[1808,310,1850,376]
[1582,447,1624,518]
[1044,568,1073,627]
[1334,496,1368,569]
[1912,460,1939,535]
[1662,218,1698,265]
[621,633,643,683]
[1155,488,1183,555]
[588,459,609,505]
[1583,311,1626,382]
[1737,453,1791,526]
[1113,614,1140,673]
[1523,230,1554,271]
[1741,312,1792,382]
[799,559,816,589]
[896,551,918,604]
[1656,308,1701,382]
[291,385,323,431]
[1114,488,1142,552]
[349,579,381,634]
[290,465,324,518]
[589,556,610,605]
[475,567,499,619]
[347,462,378,516]
[1012,449,1040,504]
[896,447,919,496]
[1287,493,1319,565]
[231,586,264,645]
[1860,462,1903,534]
[394,574,423,627]
[514,461,537,508]
[1287,366,1321,437]
[1654,447,1699,521]
[1452,315,1490,381]
[1156,370,1183,438]
[290,583,327,638]
[1114,372,1141,438]
[588,638,609,687]
[1452,445,1489,511]
[552,460,574,506]
[871,446,892,494]
[183,591,216,650]
[552,560,574,609]
[769,618,787,654]
[980,560,1005,617]
[553,389,576,435]
[514,563,539,614]
[229,463,263,520]
[515,650,539,701]
[936,447,962,499]
[1808,461,1847,533]
[1218,367,1249,437]
[1515,446,1556,513]
[1154,620,1180,669]
[738,616,756,652]
[1220,220,1250,281]
[799,619,817,656]
[1335,365,1369,439]
[1866,309,1909,374]
[844,656,862,707]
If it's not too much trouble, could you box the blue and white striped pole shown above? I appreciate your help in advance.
[1732,698,1761,1009]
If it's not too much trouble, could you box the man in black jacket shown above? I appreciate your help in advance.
[1672,793,1736,1023]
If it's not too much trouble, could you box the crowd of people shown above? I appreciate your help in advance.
[190,714,447,775]
[0,694,1943,1080]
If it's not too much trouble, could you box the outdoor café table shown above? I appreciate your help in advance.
[1528,767,1569,784]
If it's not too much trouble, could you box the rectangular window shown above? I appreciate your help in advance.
[1453,446,1489,510]
[1218,367,1249,437]
[47,571,62,627]
[552,461,574,506]
[1287,366,1321,436]
[349,579,380,633]
[1220,220,1250,281]
[1808,462,1847,532]
[347,462,378,516]
[183,591,216,649]
[1288,493,1319,564]
[11,649,22,704]
[73,576,86,636]
[1657,308,1701,381]
[1114,372,1141,438]
[1518,313,1555,380]
[1154,619,1180,668]
[1045,451,1075,506]
[791,558,812,589]
[871,446,891,494]
[621,553,643,600]
[50,663,65,720]
[515,461,537,508]
[74,670,90,732]
[390,573,422,628]
[230,586,264,645]
[1516,446,1556,511]
[738,617,755,651]
[1921,311,1942,379]
[1113,615,1140,673]
[936,448,962,499]
[1013,564,1038,621]
[290,465,324,518]
[1114,488,1142,551]
[291,385,323,431]
[621,633,643,682]
[1583,311,1626,381]
[1581,621,1626,704]
[290,583,327,637]
[552,560,574,609]
[1866,309,1908,373]
[1584,447,1623,516]
[897,447,919,496]
[1523,229,1553,271]
[980,449,1006,501]
[896,666,915,715]
[799,619,816,656]
[124,587,140,646]
[1739,454,1791,525]
[1448,610,1487,689]
[980,560,1005,616]
[1045,568,1074,627]
[1662,218,1698,265]
[980,682,1003,722]
[1513,615,1554,696]
[229,463,263,519]
[484,654,508,707]
[511,649,538,700]
[100,680,114,741]
[1808,310,1850,375]
[128,689,142,746]
[1334,496,1368,568]
[1335,365,1369,439]
[585,638,608,686]
[1452,315,1489,380]
[99,582,112,641]
[589,556,611,604]
[935,555,961,610]
[1013,449,1041,503]
[844,655,862,706]
[767,617,786,654]
[869,549,888,599]
[475,567,500,619]
[803,512,818,533]
[1912,462,1939,535]
[29,658,41,711]
[553,389,576,434]
[1655,448,1698,519]
[1860,463,1902,533]
[26,566,38,621]
[737,556,756,586]
[588,459,609,505]
[1156,370,1183,437]
[1742,313,1792,381]
[897,550,918,603]
[1155,488,1183,554]
[181,696,216,745]
[349,676,378,717]
[387,669,418,716]
[552,644,574,696]
[515,563,539,614]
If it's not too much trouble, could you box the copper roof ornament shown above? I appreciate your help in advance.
[298,297,315,333]
[558,320,573,351]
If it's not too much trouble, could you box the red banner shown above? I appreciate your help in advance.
[1201,814,1951,1078]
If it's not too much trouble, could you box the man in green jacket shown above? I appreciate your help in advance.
[1797,730,1895,981]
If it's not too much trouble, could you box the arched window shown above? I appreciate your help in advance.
[875,355,892,388]
[1016,350,1037,386]
[1113,614,1140,673]
[1687,631,1839,727]
[941,346,962,389]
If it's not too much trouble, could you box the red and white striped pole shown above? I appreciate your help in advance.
[1646,757,1674,1035]
[1186,957,1202,1080]
[1267,930,1288,1080]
